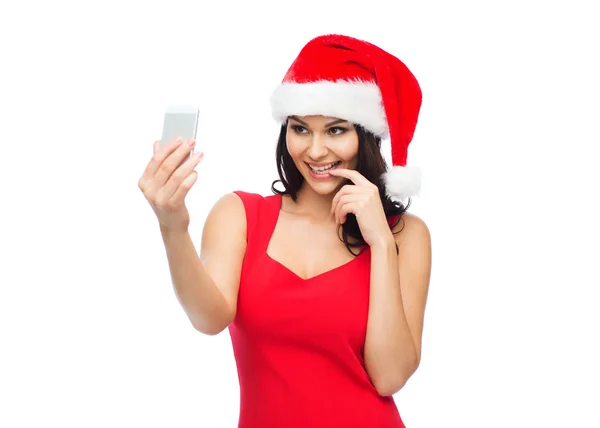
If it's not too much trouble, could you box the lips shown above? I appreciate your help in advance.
[306,161,341,173]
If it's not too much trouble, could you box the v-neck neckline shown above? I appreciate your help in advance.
[264,194,369,282]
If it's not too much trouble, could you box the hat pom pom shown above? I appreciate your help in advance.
[382,166,421,201]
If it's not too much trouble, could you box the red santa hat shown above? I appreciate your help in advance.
[270,34,422,201]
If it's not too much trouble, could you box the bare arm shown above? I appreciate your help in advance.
[364,213,432,396]
[161,192,246,335]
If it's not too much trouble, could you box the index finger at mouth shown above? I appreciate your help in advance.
[330,168,369,185]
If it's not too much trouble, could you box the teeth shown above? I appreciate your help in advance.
[309,162,338,172]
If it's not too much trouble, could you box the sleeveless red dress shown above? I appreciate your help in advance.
[228,191,406,428]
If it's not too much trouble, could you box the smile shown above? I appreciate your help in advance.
[306,161,341,175]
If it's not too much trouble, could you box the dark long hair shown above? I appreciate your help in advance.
[270,121,411,255]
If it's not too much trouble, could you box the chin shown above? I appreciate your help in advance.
[304,179,342,196]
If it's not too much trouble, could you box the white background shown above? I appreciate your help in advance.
[1,0,599,427]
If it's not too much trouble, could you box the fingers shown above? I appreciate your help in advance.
[146,137,197,194]
[139,137,184,190]
[328,168,372,186]
[139,137,203,205]
[169,169,199,204]
[153,138,197,187]
[158,150,204,202]
[331,184,366,215]
[333,194,363,225]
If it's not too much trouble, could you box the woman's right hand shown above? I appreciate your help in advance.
[138,137,204,233]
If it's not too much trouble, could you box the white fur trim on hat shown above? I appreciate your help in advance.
[270,80,389,138]
[382,165,421,201]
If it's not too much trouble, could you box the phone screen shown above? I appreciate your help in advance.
[160,106,199,150]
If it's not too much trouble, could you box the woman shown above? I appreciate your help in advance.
[139,34,431,428]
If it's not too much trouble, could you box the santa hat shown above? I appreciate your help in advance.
[270,34,422,201]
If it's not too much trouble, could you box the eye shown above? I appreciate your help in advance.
[291,125,308,134]
[328,127,348,135]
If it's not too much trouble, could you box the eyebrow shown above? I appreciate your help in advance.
[289,116,349,127]
[325,118,348,127]
[289,116,309,126]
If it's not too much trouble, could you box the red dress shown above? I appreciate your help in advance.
[228,191,406,428]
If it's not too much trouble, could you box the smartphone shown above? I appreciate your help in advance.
[160,105,199,164]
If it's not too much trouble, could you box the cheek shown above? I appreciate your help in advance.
[336,137,359,164]
[285,134,303,160]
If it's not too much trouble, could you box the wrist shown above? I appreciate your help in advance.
[160,225,190,240]
[369,233,397,253]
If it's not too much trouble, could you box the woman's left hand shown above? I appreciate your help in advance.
[329,168,394,248]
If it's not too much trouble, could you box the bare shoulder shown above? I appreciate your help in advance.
[203,192,247,238]
[208,192,246,218]
[201,192,248,263]
[392,212,431,248]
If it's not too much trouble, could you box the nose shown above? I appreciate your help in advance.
[306,134,328,159]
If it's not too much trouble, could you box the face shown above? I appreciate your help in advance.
[286,115,359,196]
